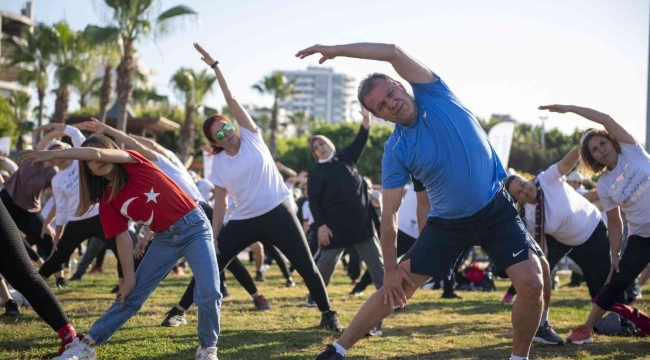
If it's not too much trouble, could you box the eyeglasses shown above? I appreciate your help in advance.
[215,123,233,140]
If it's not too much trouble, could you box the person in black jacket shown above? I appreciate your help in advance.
[308,108,385,304]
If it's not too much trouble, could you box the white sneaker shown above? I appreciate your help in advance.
[53,337,96,360]
[196,346,218,360]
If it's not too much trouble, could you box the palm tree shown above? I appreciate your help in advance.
[92,0,198,133]
[4,24,57,134]
[170,68,216,162]
[252,72,296,157]
[9,92,31,151]
[51,21,84,123]
[287,110,314,137]
[82,24,122,123]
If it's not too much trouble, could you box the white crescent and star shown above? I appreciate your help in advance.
[119,187,159,226]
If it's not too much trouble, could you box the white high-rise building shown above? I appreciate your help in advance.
[279,67,355,123]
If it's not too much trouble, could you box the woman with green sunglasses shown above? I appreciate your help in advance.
[181,43,343,332]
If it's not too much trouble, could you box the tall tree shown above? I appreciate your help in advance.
[82,25,122,122]
[4,24,57,134]
[252,72,296,157]
[51,21,84,123]
[8,92,31,151]
[93,0,198,134]
[170,68,216,162]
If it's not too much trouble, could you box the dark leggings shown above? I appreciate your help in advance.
[261,239,292,280]
[1,190,55,264]
[178,202,260,310]
[356,230,416,292]
[181,199,331,312]
[179,257,257,309]
[39,215,119,278]
[507,222,612,299]
[0,198,69,331]
[595,235,650,310]
[23,237,41,262]
[95,246,107,267]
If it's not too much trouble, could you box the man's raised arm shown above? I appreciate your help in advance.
[296,43,435,84]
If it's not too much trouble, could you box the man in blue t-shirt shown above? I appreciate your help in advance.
[297,43,548,360]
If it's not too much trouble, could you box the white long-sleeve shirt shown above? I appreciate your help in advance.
[52,126,99,226]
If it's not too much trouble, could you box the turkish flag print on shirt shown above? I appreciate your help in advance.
[99,150,197,239]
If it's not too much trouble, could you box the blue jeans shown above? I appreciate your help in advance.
[88,207,221,348]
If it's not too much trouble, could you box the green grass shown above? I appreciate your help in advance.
[1,257,649,360]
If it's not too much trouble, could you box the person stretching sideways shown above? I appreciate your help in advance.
[296,42,546,360]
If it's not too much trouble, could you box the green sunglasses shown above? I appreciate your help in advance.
[215,123,233,140]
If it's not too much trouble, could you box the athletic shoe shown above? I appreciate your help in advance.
[366,320,383,337]
[253,295,271,311]
[320,310,342,332]
[285,278,296,288]
[161,306,187,327]
[88,266,103,274]
[53,337,96,360]
[220,283,230,299]
[195,346,218,360]
[315,344,345,360]
[4,300,19,316]
[110,285,119,294]
[305,295,318,308]
[567,325,593,345]
[534,321,564,345]
[349,283,365,297]
[255,271,266,282]
[173,267,185,276]
[56,278,68,289]
[70,273,83,282]
[501,292,515,303]
[441,292,462,299]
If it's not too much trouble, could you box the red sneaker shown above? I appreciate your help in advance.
[567,325,593,345]
[88,266,103,274]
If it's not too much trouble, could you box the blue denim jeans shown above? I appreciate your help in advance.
[88,206,221,348]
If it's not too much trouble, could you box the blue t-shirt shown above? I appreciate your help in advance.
[381,73,506,219]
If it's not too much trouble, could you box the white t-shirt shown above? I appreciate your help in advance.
[154,153,205,203]
[209,127,290,220]
[52,126,99,225]
[523,164,601,246]
[398,185,420,239]
[597,142,650,237]
[197,178,214,204]
[302,200,314,224]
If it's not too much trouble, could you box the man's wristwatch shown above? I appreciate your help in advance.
[210,60,219,69]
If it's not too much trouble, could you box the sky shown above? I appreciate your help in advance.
[2,0,649,143]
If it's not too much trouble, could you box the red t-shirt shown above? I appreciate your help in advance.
[99,150,197,238]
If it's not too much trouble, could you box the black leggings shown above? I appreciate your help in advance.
[39,215,119,278]
[181,199,331,312]
[178,202,259,310]
[356,230,416,292]
[1,189,54,262]
[595,235,650,310]
[0,198,69,331]
[261,239,292,280]
[180,257,257,309]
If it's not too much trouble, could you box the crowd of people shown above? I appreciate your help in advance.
[0,41,647,360]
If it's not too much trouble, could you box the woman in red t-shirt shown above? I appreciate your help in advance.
[21,135,221,360]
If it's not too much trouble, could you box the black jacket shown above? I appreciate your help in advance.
[308,125,374,250]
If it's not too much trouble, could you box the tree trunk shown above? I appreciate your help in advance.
[179,103,195,163]
[53,85,70,123]
[35,87,45,142]
[270,99,279,157]
[116,38,135,140]
[99,63,113,123]
[79,92,87,109]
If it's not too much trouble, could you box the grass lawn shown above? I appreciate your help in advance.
[1,256,649,360]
